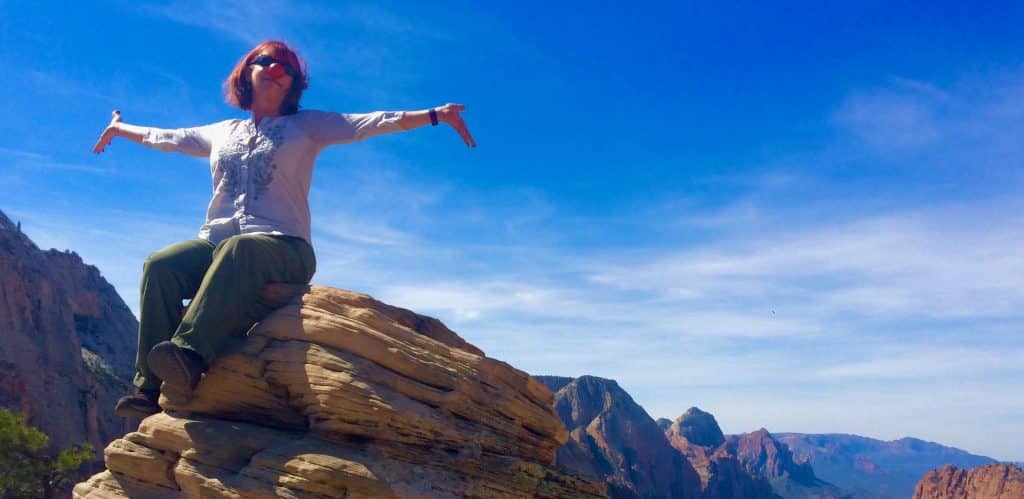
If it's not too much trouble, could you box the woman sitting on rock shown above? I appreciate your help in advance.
[92,40,476,418]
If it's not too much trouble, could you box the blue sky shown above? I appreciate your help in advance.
[3,2,1023,461]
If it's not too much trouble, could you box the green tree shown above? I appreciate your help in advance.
[0,408,95,498]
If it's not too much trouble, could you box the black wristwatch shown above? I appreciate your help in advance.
[429,108,438,126]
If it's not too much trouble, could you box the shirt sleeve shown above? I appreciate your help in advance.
[140,121,227,158]
[302,110,406,148]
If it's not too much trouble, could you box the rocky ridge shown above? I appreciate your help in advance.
[0,210,137,454]
[665,408,780,499]
[777,433,998,498]
[537,375,703,498]
[75,286,604,498]
[725,429,846,499]
[913,463,1024,499]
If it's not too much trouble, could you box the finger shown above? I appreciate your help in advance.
[457,124,475,148]
[93,130,112,153]
[459,121,476,146]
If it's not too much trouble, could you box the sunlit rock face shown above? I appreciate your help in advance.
[74,285,605,498]
[913,463,1024,499]
[666,409,781,499]
[538,375,704,499]
[0,209,137,455]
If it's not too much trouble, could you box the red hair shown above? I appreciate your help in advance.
[223,40,309,115]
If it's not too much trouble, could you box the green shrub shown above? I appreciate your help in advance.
[0,408,94,498]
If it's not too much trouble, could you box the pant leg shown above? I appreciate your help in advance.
[134,239,216,390]
[171,234,316,365]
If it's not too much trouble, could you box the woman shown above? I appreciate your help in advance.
[93,40,476,418]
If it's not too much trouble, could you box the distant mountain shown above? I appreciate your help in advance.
[656,417,673,431]
[673,407,726,448]
[666,409,781,499]
[536,375,703,498]
[0,209,138,454]
[776,433,998,499]
[726,429,848,499]
[913,463,1024,499]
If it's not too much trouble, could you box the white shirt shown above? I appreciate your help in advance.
[141,109,405,247]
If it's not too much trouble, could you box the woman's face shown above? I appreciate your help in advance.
[248,51,294,109]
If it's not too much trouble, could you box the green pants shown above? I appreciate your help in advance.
[134,234,316,390]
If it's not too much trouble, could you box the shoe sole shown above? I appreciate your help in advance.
[147,342,201,391]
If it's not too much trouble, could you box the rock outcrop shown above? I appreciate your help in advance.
[75,286,604,498]
[913,463,1024,499]
[725,429,846,499]
[729,429,817,484]
[669,407,726,448]
[665,410,780,499]
[656,418,673,432]
[538,375,702,498]
[0,210,137,454]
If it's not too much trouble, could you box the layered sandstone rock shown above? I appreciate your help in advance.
[0,210,137,453]
[913,463,1024,499]
[74,286,604,498]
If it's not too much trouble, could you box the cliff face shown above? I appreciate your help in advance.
[725,429,846,499]
[0,210,137,453]
[538,375,702,498]
[777,433,998,499]
[913,464,1024,499]
[74,286,604,498]
[665,410,780,499]
[728,429,817,483]
[669,407,726,449]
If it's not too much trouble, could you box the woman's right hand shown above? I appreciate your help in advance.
[92,110,123,154]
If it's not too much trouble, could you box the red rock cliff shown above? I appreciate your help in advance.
[913,463,1024,499]
[0,210,138,453]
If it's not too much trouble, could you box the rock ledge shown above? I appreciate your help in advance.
[74,285,604,498]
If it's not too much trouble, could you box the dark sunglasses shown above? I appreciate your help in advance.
[250,54,298,76]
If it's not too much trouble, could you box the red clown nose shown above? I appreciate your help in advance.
[266,64,287,79]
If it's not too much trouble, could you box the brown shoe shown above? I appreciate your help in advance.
[147,341,207,392]
[115,388,160,418]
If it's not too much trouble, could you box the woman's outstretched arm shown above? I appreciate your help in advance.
[306,103,477,150]
[398,103,476,148]
[92,110,149,153]
[92,110,219,157]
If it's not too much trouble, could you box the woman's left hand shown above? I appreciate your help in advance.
[436,103,476,148]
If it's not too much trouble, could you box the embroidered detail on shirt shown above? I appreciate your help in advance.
[215,121,285,203]
[249,123,285,200]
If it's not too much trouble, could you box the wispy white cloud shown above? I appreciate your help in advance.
[137,0,453,47]
[832,70,1024,166]
[0,146,117,175]
[137,0,312,47]
[23,69,119,104]
[586,200,1024,322]
[817,346,1024,380]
